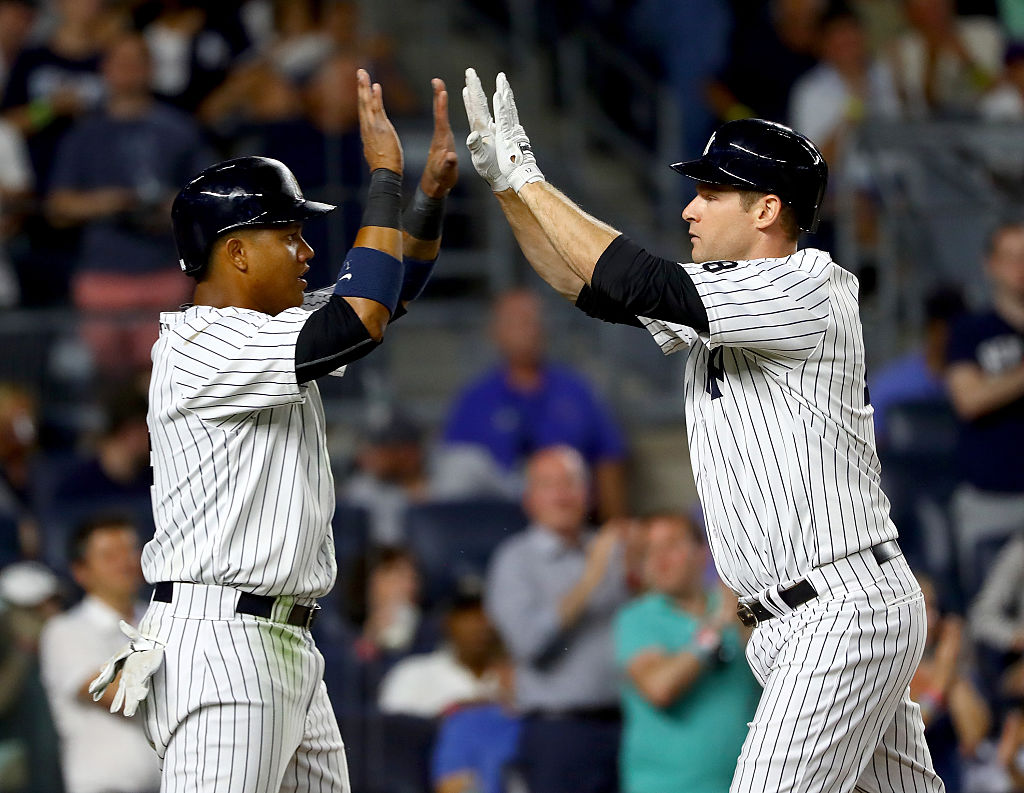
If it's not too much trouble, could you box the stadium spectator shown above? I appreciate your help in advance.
[51,383,152,506]
[0,383,39,560]
[970,536,1024,715]
[379,587,504,718]
[139,0,235,113]
[444,289,628,521]
[614,513,759,793]
[39,515,159,793]
[887,0,1003,118]
[342,409,433,545]
[431,699,522,793]
[945,219,1024,592]
[0,0,37,100]
[869,285,965,446]
[627,0,732,160]
[486,446,630,793]
[344,545,437,665]
[706,0,821,125]
[0,0,120,304]
[0,561,64,793]
[980,40,1024,119]
[0,118,31,306]
[911,572,991,790]
[47,32,212,374]
[788,4,901,171]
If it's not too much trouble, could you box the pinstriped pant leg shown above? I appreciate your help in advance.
[730,584,942,793]
[853,690,944,792]
[279,681,351,793]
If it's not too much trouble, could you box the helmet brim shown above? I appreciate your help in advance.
[670,158,759,191]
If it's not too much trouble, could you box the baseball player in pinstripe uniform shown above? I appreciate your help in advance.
[463,69,945,793]
[87,70,458,793]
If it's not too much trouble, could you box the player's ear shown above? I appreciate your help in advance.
[225,236,249,273]
[754,195,783,232]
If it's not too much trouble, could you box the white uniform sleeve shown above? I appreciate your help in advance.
[173,307,312,428]
[639,315,699,355]
[681,250,832,366]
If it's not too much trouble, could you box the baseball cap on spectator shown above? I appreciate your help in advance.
[363,409,423,447]
[0,561,60,607]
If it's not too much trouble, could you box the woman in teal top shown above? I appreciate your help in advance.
[614,514,761,793]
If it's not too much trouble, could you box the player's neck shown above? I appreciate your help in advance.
[670,589,707,616]
[741,236,800,262]
[193,281,263,313]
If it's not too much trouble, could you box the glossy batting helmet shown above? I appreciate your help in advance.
[172,156,336,277]
[671,119,828,233]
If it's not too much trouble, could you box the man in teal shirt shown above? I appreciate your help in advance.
[614,514,761,793]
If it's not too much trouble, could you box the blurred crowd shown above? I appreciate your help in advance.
[0,0,1023,792]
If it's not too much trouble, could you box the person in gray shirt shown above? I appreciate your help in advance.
[485,445,631,793]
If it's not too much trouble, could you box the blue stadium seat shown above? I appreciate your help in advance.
[404,499,528,605]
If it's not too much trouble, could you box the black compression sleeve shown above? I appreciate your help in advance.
[590,234,709,332]
[295,296,380,383]
[575,284,644,327]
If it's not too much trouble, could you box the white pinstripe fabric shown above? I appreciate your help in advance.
[139,594,350,793]
[732,555,941,793]
[640,249,943,793]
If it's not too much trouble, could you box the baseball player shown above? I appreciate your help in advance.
[87,69,457,793]
[462,68,945,793]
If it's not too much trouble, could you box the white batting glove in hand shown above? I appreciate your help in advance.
[89,620,165,718]
[492,72,545,194]
[462,67,509,192]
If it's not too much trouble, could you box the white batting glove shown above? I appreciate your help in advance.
[462,67,509,192]
[89,620,165,718]
[492,72,545,194]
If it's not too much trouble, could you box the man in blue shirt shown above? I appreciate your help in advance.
[615,513,761,793]
[443,288,628,519]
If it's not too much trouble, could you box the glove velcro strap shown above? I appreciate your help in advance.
[334,246,404,316]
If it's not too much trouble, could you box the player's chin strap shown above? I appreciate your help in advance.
[88,620,165,718]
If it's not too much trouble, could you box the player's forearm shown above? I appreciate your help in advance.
[517,181,620,285]
[495,188,585,301]
[47,188,134,225]
[946,363,1024,421]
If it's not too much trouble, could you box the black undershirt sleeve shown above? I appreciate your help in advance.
[295,295,381,383]
[586,234,709,332]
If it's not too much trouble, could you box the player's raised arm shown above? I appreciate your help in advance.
[293,69,407,382]
[462,67,586,303]
[396,77,458,310]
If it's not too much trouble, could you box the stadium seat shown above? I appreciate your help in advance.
[403,499,528,605]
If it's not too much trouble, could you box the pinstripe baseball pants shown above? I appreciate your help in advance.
[137,583,350,793]
[732,549,945,793]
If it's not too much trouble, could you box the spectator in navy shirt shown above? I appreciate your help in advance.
[47,32,212,374]
[443,289,628,520]
[945,219,1024,591]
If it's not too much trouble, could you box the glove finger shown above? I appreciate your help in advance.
[123,685,144,718]
[110,680,125,714]
[464,68,491,126]
[496,72,519,127]
[466,130,482,151]
[119,620,142,642]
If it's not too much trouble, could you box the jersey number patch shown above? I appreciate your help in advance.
[706,347,726,400]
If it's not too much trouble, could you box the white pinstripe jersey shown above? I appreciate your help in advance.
[143,288,342,598]
[641,248,897,599]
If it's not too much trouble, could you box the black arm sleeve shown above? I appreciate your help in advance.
[574,284,644,327]
[295,296,381,383]
[589,234,709,332]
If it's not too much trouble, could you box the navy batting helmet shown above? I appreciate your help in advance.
[671,119,828,233]
[172,156,336,277]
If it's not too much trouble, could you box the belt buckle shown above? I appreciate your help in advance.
[304,603,320,630]
[736,601,759,628]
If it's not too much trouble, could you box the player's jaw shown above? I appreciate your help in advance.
[683,184,758,264]
[250,224,314,314]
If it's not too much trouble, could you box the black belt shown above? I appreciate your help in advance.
[736,540,902,628]
[152,582,320,630]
